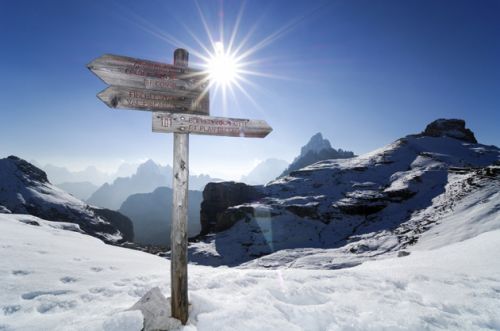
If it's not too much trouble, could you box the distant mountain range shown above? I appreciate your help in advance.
[0,156,133,243]
[87,159,221,210]
[56,181,99,201]
[38,162,139,187]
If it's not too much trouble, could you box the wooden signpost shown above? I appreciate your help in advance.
[153,112,272,138]
[98,86,209,114]
[88,48,272,325]
[87,53,209,92]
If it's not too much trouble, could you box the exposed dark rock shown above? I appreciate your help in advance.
[200,182,265,235]
[0,205,11,214]
[420,119,477,143]
[334,190,388,215]
[8,155,48,183]
[92,208,134,242]
[216,207,251,232]
[385,188,416,202]
[18,219,40,226]
[285,203,320,218]
[335,200,387,215]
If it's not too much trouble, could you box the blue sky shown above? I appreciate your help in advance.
[1,0,499,179]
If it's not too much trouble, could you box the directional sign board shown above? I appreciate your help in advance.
[88,54,209,92]
[152,112,272,138]
[88,54,209,114]
[98,86,209,114]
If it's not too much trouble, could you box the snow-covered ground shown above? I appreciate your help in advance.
[1,212,499,331]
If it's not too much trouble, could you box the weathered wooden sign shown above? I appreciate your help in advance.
[152,112,272,138]
[88,48,272,325]
[98,86,209,114]
[87,54,209,93]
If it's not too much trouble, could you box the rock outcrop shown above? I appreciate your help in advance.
[199,182,265,235]
[420,119,477,143]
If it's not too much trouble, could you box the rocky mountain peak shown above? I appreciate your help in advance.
[6,155,48,183]
[300,133,332,156]
[421,119,477,143]
[280,133,355,177]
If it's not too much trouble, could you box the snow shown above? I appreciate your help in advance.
[1,212,500,330]
[412,175,500,250]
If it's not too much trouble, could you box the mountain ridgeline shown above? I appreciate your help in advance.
[190,119,500,268]
[87,159,220,210]
[0,156,133,243]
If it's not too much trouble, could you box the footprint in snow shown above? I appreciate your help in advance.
[0,324,14,331]
[37,300,77,314]
[91,267,103,272]
[2,305,21,315]
[21,290,72,300]
[60,276,77,283]
[89,287,118,297]
[12,270,31,276]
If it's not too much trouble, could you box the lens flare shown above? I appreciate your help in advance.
[207,42,240,87]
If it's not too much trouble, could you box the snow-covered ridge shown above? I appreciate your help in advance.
[0,156,133,243]
[191,121,500,268]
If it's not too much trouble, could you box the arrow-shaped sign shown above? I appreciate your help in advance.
[152,112,272,138]
[87,54,209,95]
[97,86,209,115]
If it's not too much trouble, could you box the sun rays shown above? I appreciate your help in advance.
[115,0,323,116]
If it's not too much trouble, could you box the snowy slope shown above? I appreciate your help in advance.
[0,156,133,243]
[1,213,499,330]
[190,126,500,267]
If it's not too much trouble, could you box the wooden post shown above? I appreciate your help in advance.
[171,48,189,324]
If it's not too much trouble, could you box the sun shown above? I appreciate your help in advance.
[206,42,241,88]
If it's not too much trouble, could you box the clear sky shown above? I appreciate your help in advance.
[1,0,499,179]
